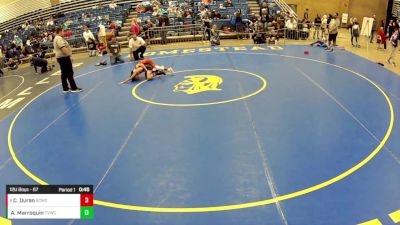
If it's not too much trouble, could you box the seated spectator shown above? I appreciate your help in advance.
[23,45,35,56]
[14,35,23,48]
[176,8,184,24]
[83,14,91,22]
[46,19,54,27]
[219,3,226,10]
[184,8,192,18]
[225,0,233,7]
[32,55,52,74]
[168,5,177,17]
[107,36,124,65]
[266,30,279,44]
[109,0,118,9]
[129,34,147,61]
[6,58,18,70]
[64,18,73,29]
[136,4,146,13]
[202,0,212,5]
[271,19,278,30]
[214,10,222,19]
[5,47,14,59]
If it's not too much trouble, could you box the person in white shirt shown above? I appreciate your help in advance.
[83,25,95,42]
[98,24,106,44]
[321,15,328,40]
[109,0,117,9]
[46,19,54,27]
[129,34,147,61]
[286,17,297,39]
[83,25,97,57]
[53,27,82,93]
[326,14,339,52]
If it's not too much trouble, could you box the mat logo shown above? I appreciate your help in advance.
[173,75,223,95]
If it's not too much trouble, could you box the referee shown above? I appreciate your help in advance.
[54,27,82,93]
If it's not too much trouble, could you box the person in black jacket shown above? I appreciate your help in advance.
[32,54,52,74]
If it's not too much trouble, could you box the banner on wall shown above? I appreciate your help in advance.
[360,17,374,36]
[342,13,349,24]
[393,0,400,17]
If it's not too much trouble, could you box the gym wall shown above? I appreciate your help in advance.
[286,0,388,27]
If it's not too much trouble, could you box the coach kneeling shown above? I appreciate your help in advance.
[129,34,146,61]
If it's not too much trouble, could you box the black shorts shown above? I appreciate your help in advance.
[328,33,338,42]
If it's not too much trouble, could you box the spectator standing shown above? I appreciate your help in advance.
[387,24,399,66]
[370,15,377,43]
[0,45,4,70]
[326,14,339,52]
[313,14,321,39]
[259,2,269,30]
[351,18,360,47]
[286,16,297,39]
[98,23,107,44]
[160,19,168,45]
[53,27,81,93]
[387,20,395,39]
[377,26,387,49]
[142,20,154,39]
[108,20,118,36]
[177,8,184,25]
[249,13,258,37]
[304,8,309,20]
[131,18,141,36]
[129,34,147,61]
[388,25,399,66]
[202,12,212,40]
[321,14,328,40]
[83,25,95,43]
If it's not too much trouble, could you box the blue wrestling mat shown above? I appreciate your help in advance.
[1,45,400,225]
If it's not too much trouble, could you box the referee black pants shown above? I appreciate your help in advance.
[57,56,78,91]
[132,46,146,60]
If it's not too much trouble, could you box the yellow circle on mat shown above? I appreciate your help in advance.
[132,68,267,107]
[7,52,394,213]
